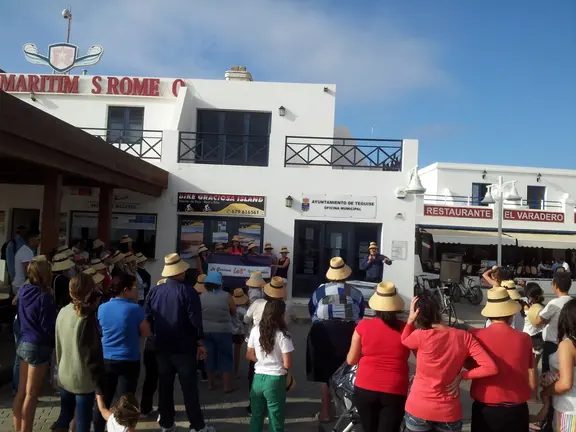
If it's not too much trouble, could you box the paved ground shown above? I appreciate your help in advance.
[0,302,543,431]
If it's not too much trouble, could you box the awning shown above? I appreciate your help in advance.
[504,232,576,249]
[425,229,516,246]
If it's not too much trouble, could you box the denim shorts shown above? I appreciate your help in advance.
[204,332,233,372]
[16,341,53,366]
[404,412,463,432]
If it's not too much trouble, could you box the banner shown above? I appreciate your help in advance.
[177,193,265,216]
[207,254,273,288]
[424,205,493,219]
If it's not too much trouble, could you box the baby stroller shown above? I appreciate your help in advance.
[329,363,360,432]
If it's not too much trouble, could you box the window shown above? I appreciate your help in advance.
[527,185,546,209]
[471,183,490,206]
[69,211,157,257]
[194,110,271,166]
[106,106,144,144]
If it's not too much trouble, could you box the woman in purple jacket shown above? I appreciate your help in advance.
[12,256,58,432]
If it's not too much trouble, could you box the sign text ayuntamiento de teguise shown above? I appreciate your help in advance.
[0,73,185,97]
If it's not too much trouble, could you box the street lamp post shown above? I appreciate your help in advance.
[481,175,522,266]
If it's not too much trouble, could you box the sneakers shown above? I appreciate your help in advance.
[160,426,176,432]
[190,427,216,432]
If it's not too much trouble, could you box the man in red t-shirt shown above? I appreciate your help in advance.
[468,287,536,432]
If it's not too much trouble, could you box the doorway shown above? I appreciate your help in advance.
[293,220,381,298]
[11,208,40,236]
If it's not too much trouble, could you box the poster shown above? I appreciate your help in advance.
[238,223,262,248]
[179,219,204,259]
[391,240,408,261]
[177,193,266,216]
[212,232,228,245]
[301,194,377,219]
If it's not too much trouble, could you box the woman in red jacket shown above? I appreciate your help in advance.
[402,294,498,432]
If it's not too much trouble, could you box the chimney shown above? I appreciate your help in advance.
[225,65,253,82]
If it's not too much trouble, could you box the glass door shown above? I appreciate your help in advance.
[293,221,323,297]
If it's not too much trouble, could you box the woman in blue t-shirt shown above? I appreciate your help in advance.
[93,270,151,432]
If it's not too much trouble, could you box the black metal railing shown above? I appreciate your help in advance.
[83,128,163,160]
[178,132,269,166]
[284,136,403,171]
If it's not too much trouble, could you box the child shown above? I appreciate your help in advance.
[96,393,140,432]
[523,282,545,367]
[232,288,249,378]
[247,300,294,432]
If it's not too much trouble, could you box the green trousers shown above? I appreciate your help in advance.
[249,374,287,432]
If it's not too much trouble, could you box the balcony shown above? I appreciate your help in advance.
[179,132,269,166]
[83,128,163,160]
[284,136,403,171]
[424,194,564,211]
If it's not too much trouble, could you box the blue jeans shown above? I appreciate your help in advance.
[12,317,20,394]
[157,352,205,430]
[404,412,463,432]
[53,388,95,432]
[16,342,53,366]
[204,332,233,372]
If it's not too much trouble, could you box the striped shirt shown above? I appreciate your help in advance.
[308,282,365,323]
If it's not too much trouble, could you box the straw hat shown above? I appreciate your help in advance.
[482,287,522,318]
[232,288,249,305]
[162,253,190,277]
[110,250,125,264]
[368,282,405,312]
[369,242,378,250]
[286,373,296,391]
[120,235,133,244]
[123,252,136,263]
[52,253,75,272]
[264,242,273,250]
[264,276,286,299]
[527,303,544,327]
[90,258,106,271]
[197,245,209,254]
[194,274,207,293]
[326,257,352,281]
[66,249,75,258]
[247,243,256,251]
[215,243,225,252]
[501,280,521,300]
[157,278,167,285]
[246,271,266,288]
[57,245,72,256]
[232,235,241,242]
[135,253,147,264]
[83,267,104,285]
[93,239,105,249]
[280,247,289,254]
[33,255,48,262]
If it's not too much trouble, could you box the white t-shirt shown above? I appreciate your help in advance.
[540,296,573,343]
[248,326,294,376]
[485,311,524,331]
[12,245,34,294]
[107,414,128,432]
[563,262,571,272]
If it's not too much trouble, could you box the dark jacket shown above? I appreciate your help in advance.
[17,284,58,347]
[145,278,203,354]
[363,254,392,281]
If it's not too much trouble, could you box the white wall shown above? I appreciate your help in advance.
[3,73,419,302]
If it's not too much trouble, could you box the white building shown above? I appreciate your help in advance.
[416,162,576,282]
[0,67,420,300]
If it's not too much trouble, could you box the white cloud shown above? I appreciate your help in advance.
[32,0,450,104]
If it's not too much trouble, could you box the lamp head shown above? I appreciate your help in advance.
[481,190,495,205]
[406,169,426,195]
[504,186,522,202]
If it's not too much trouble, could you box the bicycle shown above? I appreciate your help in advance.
[450,277,483,305]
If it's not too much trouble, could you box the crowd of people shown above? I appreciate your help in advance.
[6,228,576,432]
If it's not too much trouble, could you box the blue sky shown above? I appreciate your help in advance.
[1,0,574,169]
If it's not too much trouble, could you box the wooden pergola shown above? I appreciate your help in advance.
[0,91,169,253]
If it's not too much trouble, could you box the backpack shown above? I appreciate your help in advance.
[0,238,14,260]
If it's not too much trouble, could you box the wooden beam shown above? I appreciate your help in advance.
[40,171,62,255]
[98,186,113,246]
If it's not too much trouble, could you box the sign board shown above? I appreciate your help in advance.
[424,205,493,219]
[177,193,265,217]
[71,212,157,230]
[301,194,377,219]
[207,255,273,289]
[0,73,185,98]
[24,42,103,74]
[391,240,408,261]
[503,209,565,223]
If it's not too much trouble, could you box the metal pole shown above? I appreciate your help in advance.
[497,175,503,266]
[66,16,72,43]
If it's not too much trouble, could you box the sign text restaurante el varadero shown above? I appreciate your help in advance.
[0,73,186,97]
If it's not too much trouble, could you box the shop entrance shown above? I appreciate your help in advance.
[293,220,381,298]
[177,215,265,261]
